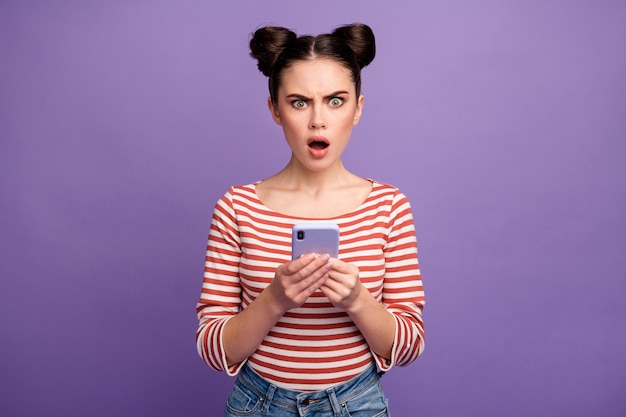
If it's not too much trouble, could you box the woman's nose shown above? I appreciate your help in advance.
[309,106,326,129]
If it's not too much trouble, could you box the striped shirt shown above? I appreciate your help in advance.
[196,180,425,391]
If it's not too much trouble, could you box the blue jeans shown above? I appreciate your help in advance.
[224,363,390,417]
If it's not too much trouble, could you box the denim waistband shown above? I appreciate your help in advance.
[236,363,381,415]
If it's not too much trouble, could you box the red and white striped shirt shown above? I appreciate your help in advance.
[196,180,425,391]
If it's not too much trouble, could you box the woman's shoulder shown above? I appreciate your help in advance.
[214,182,261,207]
[364,180,416,215]
[219,181,259,196]
[367,179,408,198]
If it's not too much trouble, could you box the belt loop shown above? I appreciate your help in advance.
[326,386,341,416]
[261,383,276,413]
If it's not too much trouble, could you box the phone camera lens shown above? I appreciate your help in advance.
[297,231,305,240]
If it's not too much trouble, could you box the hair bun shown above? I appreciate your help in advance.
[249,26,297,76]
[331,23,376,69]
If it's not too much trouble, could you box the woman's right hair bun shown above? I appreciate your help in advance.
[331,23,376,69]
[249,26,297,76]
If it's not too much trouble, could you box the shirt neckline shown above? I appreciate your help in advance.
[250,178,378,221]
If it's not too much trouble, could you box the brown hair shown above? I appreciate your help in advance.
[249,23,376,104]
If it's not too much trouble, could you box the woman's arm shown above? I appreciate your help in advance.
[321,262,396,359]
[222,253,334,366]
[321,189,425,368]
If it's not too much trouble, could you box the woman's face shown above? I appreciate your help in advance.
[269,58,364,172]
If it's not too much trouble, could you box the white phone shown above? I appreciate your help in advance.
[291,223,340,260]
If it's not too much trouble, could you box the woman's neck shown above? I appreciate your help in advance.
[255,157,371,218]
[273,157,353,192]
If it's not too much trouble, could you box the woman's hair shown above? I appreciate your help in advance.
[249,23,376,104]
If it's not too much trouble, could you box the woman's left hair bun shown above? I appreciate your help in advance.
[249,26,297,76]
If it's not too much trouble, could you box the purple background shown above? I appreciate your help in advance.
[1,1,625,416]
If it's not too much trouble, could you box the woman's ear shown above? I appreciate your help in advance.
[353,94,365,126]
[268,97,282,126]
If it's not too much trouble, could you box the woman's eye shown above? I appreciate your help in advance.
[292,100,307,108]
[329,97,344,107]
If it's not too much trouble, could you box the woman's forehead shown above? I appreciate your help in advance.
[280,59,354,91]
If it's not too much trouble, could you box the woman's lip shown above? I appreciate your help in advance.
[307,136,329,146]
[307,136,330,158]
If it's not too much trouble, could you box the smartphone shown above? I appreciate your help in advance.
[291,223,340,260]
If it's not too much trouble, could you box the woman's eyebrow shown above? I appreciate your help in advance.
[326,90,350,97]
[285,90,350,100]
[286,93,310,100]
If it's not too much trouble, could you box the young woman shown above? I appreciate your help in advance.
[196,23,425,417]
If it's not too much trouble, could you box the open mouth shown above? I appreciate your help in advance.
[307,137,329,150]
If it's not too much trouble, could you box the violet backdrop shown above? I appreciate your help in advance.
[1,1,625,416]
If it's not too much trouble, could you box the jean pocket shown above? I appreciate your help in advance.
[343,382,389,417]
[225,383,261,416]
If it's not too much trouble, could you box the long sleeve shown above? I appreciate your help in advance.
[375,190,425,371]
[195,189,243,374]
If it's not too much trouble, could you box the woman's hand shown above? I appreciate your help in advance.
[320,259,364,312]
[321,259,395,360]
[222,254,331,366]
[267,253,333,313]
